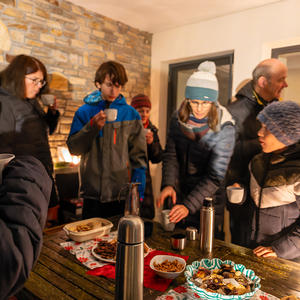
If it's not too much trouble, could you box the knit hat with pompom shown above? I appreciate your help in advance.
[185,61,219,102]
[257,100,300,146]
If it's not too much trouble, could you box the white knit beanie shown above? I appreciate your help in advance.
[185,61,219,102]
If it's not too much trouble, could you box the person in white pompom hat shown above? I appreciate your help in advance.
[157,61,236,237]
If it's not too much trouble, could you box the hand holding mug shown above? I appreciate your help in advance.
[145,130,153,145]
[92,110,106,130]
[49,97,58,114]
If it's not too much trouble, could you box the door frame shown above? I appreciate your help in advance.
[271,44,300,58]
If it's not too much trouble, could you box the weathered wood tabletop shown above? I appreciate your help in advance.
[16,215,300,300]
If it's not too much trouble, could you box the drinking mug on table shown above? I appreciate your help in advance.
[171,233,186,250]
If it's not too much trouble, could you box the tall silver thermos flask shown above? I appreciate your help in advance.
[115,215,144,300]
[199,197,215,252]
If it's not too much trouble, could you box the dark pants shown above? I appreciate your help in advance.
[82,198,126,220]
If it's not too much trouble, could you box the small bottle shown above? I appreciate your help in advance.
[199,197,215,252]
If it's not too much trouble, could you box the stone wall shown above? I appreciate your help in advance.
[0,0,152,162]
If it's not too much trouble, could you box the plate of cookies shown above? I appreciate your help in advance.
[92,239,150,263]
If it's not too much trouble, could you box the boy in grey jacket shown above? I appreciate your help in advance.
[67,61,147,219]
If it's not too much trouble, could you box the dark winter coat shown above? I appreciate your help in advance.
[0,87,60,207]
[0,88,59,175]
[142,120,163,219]
[0,156,51,300]
[162,103,235,227]
[249,144,300,260]
[226,81,274,185]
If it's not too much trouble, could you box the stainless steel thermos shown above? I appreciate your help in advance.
[115,215,144,300]
[199,197,215,252]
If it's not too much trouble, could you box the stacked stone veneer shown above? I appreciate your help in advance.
[0,0,152,162]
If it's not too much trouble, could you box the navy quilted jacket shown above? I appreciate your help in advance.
[161,103,235,219]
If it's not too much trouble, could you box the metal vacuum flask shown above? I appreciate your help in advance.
[115,215,144,300]
[199,197,215,252]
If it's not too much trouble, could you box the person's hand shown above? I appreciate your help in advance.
[157,186,176,208]
[49,97,58,114]
[145,131,154,145]
[169,204,189,223]
[92,110,106,130]
[253,246,277,258]
[228,183,241,188]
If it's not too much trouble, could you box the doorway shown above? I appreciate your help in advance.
[167,54,234,129]
[272,45,300,104]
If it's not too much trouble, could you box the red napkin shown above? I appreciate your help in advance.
[86,249,189,292]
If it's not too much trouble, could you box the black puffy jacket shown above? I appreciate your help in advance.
[0,156,51,300]
[226,81,277,185]
[0,88,59,175]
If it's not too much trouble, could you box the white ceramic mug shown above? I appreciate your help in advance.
[0,154,15,183]
[104,108,118,122]
[41,94,55,106]
[161,209,175,232]
[226,186,244,204]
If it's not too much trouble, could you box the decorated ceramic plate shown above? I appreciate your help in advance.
[184,258,261,300]
[92,242,150,264]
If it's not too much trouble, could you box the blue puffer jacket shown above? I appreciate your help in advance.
[67,91,147,202]
[161,103,235,225]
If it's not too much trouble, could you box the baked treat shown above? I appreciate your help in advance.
[191,263,254,296]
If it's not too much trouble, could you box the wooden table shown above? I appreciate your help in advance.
[16,216,300,300]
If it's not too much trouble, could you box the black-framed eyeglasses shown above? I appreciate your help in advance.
[25,77,46,87]
[188,100,212,108]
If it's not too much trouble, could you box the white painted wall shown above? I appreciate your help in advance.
[149,0,300,223]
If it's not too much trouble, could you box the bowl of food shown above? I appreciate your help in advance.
[150,255,186,280]
[184,258,261,300]
[63,217,113,242]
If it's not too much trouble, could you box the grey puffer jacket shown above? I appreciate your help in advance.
[249,144,300,260]
[162,103,235,225]
[0,156,51,300]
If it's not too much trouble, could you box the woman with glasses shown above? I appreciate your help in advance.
[0,54,60,210]
[157,61,235,236]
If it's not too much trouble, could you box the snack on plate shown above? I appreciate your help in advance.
[74,221,95,232]
[153,259,184,272]
[191,263,254,296]
[94,240,149,261]
[94,240,117,260]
